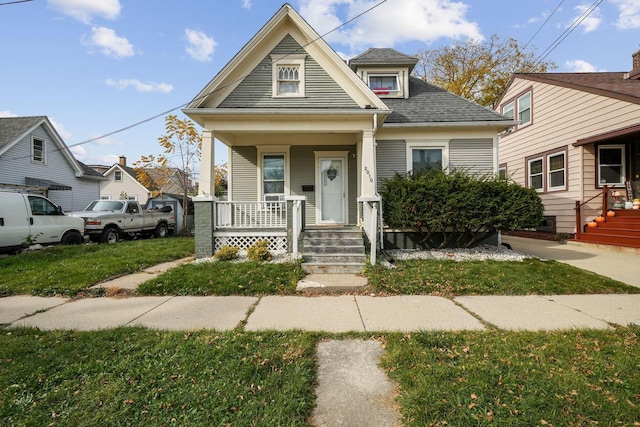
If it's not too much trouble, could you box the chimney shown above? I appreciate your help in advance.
[119,155,126,166]
[629,49,640,79]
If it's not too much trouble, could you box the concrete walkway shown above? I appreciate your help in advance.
[3,293,639,331]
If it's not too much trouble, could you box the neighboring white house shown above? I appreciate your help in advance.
[0,116,104,211]
[100,156,153,204]
[183,4,514,259]
[496,50,640,248]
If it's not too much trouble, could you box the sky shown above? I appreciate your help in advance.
[1,0,639,177]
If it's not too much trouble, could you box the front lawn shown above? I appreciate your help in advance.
[0,237,194,297]
[137,261,305,296]
[366,258,640,296]
[383,327,640,426]
[2,328,638,426]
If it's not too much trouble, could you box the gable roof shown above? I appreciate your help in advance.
[384,77,513,126]
[185,3,389,115]
[501,72,640,106]
[0,116,92,178]
[349,48,418,71]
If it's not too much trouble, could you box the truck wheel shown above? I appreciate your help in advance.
[61,230,83,245]
[99,227,120,244]
[154,223,169,238]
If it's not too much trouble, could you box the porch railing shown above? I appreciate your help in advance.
[359,196,380,265]
[215,201,286,229]
[574,184,613,239]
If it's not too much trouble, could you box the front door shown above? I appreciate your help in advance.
[317,156,346,224]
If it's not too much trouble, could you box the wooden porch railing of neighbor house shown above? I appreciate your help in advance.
[215,201,286,229]
[360,196,380,265]
[574,185,612,240]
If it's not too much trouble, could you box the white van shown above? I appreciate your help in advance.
[0,192,85,253]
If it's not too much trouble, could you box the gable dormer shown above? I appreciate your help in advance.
[349,48,418,99]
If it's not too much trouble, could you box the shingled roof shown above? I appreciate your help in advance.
[349,48,418,72]
[510,72,640,105]
[383,76,511,125]
[0,116,46,151]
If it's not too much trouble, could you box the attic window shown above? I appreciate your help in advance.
[31,137,45,164]
[368,74,399,95]
[271,54,306,98]
[114,170,123,181]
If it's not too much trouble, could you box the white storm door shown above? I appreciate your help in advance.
[318,157,346,224]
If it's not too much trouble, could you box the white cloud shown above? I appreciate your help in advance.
[48,0,121,24]
[50,118,73,140]
[105,78,173,93]
[70,147,119,166]
[185,29,217,62]
[565,59,605,72]
[572,3,602,33]
[299,0,482,52]
[611,0,640,29]
[241,0,252,10]
[0,110,18,117]
[89,135,124,146]
[84,26,134,59]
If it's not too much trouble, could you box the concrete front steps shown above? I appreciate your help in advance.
[301,227,366,274]
[576,209,640,248]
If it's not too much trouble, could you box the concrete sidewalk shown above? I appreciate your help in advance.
[3,293,639,332]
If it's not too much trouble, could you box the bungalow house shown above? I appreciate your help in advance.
[184,4,514,268]
[0,116,104,211]
[496,50,640,248]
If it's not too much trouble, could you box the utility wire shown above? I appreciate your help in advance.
[63,0,390,151]
[0,0,34,5]
[522,0,565,50]
[534,0,603,67]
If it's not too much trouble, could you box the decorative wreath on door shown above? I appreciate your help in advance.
[326,166,338,181]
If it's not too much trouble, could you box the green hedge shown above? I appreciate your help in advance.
[380,170,544,249]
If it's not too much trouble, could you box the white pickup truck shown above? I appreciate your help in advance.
[69,200,176,243]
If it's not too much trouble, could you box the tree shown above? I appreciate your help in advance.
[414,34,557,107]
[135,115,201,234]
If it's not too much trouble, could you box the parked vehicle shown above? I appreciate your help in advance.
[0,191,85,253]
[69,200,176,243]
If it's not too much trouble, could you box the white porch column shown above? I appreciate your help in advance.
[199,129,215,197]
[360,129,377,196]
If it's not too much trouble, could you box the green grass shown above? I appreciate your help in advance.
[383,327,640,426]
[0,237,194,297]
[366,258,640,296]
[0,328,318,427]
[137,261,306,296]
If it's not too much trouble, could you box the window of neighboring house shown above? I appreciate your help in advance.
[100,195,111,200]
[500,89,532,130]
[263,154,285,201]
[498,164,507,180]
[114,170,123,181]
[368,74,399,95]
[127,195,138,201]
[528,157,543,191]
[271,55,305,97]
[598,145,625,186]
[32,137,44,163]
[517,92,532,126]
[548,152,566,190]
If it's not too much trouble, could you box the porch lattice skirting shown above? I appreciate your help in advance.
[214,233,288,252]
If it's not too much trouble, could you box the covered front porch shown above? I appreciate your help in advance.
[189,112,383,261]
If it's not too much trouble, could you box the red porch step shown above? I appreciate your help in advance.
[578,209,640,248]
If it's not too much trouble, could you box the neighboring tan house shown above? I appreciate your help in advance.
[184,4,514,264]
[0,116,104,211]
[497,50,640,248]
[99,156,192,207]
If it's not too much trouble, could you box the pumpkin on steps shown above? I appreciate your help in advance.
[587,221,598,228]
[595,216,605,223]
[607,210,616,217]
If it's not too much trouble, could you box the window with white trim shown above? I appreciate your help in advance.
[368,74,399,96]
[517,92,531,126]
[502,101,514,120]
[100,195,111,200]
[262,154,285,201]
[114,170,123,181]
[32,137,44,163]
[406,142,447,175]
[598,145,625,186]
[547,152,566,190]
[271,55,305,98]
[528,157,543,191]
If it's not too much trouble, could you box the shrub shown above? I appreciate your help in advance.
[214,245,239,261]
[380,170,544,249]
[247,239,273,262]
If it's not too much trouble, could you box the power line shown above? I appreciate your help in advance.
[522,0,565,50]
[534,0,603,67]
[63,0,390,152]
[0,0,33,5]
